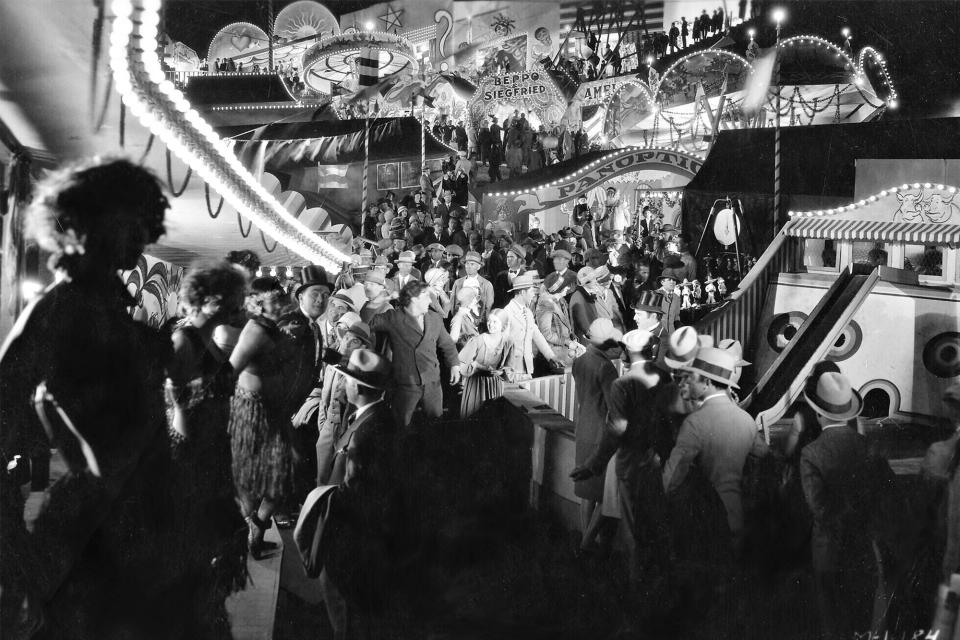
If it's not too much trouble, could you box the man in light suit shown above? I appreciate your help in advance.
[502,273,561,378]
[370,281,461,426]
[450,251,495,321]
[800,372,876,640]
[663,347,757,552]
[390,250,422,291]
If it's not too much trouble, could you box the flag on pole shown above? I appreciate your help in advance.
[356,47,379,87]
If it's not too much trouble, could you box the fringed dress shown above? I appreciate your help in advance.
[165,326,248,639]
[228,317,296,501]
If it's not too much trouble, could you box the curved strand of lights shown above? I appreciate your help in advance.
[486,147,703,198]
[787,183,956,218]
[111,0,349,271]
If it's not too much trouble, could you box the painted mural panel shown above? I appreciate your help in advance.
[123,254,184,329]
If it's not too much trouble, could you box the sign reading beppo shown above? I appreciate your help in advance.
[469,62,566,124]
[483,71,550,101]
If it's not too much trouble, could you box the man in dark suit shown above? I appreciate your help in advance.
[800,372,876,640]
[318,348,400,638]
[370,281,461,426]
[493,244,526,309]
[278,265,332,513]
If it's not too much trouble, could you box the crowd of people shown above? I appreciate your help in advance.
[2,157,959,640]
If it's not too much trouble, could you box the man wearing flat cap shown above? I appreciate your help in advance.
[493,243,527,308]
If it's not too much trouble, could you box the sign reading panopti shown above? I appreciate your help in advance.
[481,147,703,223]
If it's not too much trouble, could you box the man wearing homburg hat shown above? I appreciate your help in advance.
[450,251,495,320]
[662,347,757,555]
[799,372,876,640]
[572,326,679,592]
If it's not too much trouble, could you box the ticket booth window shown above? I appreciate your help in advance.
[904,244,944,280]
[803,238,839,272]
[852,241,890,267]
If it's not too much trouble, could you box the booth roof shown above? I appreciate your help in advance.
[217,116,458,164]
[686,117,960,200]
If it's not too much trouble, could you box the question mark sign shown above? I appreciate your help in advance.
[434,10,453,60]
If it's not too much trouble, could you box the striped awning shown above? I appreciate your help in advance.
[785,217,960,244]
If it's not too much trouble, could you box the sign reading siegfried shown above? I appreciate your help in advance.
[482,71,549,101]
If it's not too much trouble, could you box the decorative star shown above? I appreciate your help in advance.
[378,5,403,32]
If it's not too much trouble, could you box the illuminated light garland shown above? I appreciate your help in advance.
[787,183,958,218]
[207,21,271,63]
[207,103,315,111]
[654,49,755,99]
[485,146,704,197]
[112,0,349,270]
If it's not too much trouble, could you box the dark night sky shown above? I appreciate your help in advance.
[164,0,960,119]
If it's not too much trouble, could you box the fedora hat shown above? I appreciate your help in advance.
[620,329,655,354]
[571,225,584,237]
[664,326,701,369]
[718,338,751,366]
[681,347,741,389]
[587,317,623,346]
[337,348,391,389]
[543,270,577,295]
[329,292,356,312]
[344,320,374,347]
[509,273,541,291]
[803,372,863,420]
[662,254,684,269]
[634,290,665,314]
[296,265,332,297]
[507,244,526,260]
[396,250,416,264]
[365,270,387,286]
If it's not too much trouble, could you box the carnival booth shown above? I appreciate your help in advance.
[480,146,701,236]
[227,117,456,230]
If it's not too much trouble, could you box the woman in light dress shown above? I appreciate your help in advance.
[458,308,513,418]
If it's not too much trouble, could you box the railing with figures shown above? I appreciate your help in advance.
[693,225,800,361]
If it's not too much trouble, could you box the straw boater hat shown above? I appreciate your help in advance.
[396,250,416,264]
[544,269,578,295]
[803,372,863,420]
[681,347,742,389]
[587,317,623,346]
[336,348,391,389]
[509,273,542,291]
[335,311,362,332]
[296,265,331,297]
[424,267,448,287]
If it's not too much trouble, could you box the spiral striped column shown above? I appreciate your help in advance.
[362,109,370,212]
[773,28,782,231]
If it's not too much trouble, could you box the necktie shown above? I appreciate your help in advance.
[310,322,322,366]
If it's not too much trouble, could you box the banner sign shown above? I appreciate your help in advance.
[469,62,566,124]
[575,77,649,106]
[481,147,702,223]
